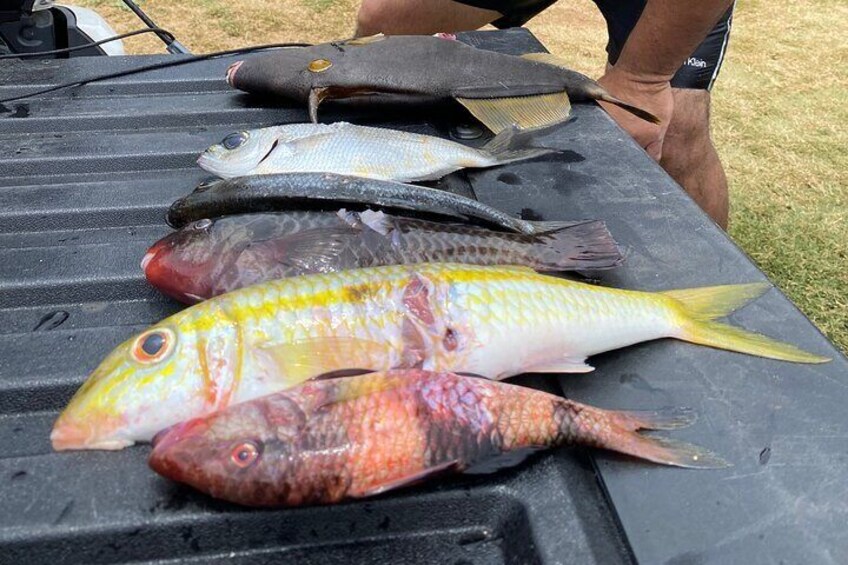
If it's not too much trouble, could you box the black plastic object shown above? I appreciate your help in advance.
[0,28,846,564]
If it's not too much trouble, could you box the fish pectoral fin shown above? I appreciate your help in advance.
[454,92,571,134]
[257,337,386,384]
[524,357,594,374]
[308,87,331,123]
[351,460,460,498]
[256,226,351,273]
[464,447,544,474]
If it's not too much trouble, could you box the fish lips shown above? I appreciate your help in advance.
[142,240,210,304]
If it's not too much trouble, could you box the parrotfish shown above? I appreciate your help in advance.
[143,210,622,303]
[225,34,659,133]
[166,172,554,235]
[197,122,555,180]
[52,263,828,451]
[149,370,727,507]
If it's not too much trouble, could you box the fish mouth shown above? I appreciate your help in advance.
[149,418,210,481]
[226,60,244,87]
[51,417,131,451]
[140,248,157,272]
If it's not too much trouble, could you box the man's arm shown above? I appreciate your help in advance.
[599,0,734,159]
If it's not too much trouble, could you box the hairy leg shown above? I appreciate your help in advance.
[355,0,499,37]
[660,88,729,228]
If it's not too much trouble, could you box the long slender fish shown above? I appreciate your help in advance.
[143,210,622,303]
[149,370,727,507]
[197,122,555,180]
[52,263,828,452]
[167,172,547,234]
[226,34,659,133]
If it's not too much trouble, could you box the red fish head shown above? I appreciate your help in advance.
[143,219,221,304]
[148,397,302,507]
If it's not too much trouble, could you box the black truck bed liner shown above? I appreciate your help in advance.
[1,29,846,564]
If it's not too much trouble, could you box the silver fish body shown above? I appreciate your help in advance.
[197,122,553,180]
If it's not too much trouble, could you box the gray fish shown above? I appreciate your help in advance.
[143,209,623,303]
[226,34,660,133]
[197,122,556,180]
[167,172,551,234]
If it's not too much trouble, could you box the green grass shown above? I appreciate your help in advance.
[75,0,848,352]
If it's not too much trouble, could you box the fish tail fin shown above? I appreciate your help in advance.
[564,403,728,469]
[481,125,559,165]
[595,92,662,125]
[664,283,831,363]
[529,220,623,270]
[520,52,661,124]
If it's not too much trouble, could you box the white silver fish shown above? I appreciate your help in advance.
[196,122,555,180]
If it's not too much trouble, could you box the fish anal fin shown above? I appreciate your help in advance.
[464,447,543,474]
[455,92,571,134]
[351,460,460,498]
[525,357,594,374]
[256,337,386,385]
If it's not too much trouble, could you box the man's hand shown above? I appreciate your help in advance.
[597,67,674,161]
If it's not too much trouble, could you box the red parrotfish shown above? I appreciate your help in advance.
[142,210,622,304]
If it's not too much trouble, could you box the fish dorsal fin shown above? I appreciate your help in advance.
[256,337,387,386]
[520,52,573,68]
[455,91,571,134]
[342,33,386,46]
[351,460,460,498]
[357,209,393,235]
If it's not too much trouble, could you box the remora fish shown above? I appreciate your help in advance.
[149,370,727,507]
[143,210,623,304]
[197,122,555,180]
[167,172,546,234]
[52,263,828,451]
[225,34,659,133]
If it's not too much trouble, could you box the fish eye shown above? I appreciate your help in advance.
[222,131,249,150]
[230,440,262,468]
[192,218,213,230]
[131,328,176,365]
[307,58,332,73]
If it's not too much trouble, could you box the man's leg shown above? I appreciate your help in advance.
[661,89,729,228]
[355,0,499,37]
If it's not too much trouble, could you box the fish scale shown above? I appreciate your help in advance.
[147,370,728,507]
[197,122,551,182]
[145,210,623,304]
[53,263,828,451]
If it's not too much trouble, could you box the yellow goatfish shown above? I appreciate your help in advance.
[51,264,828,451]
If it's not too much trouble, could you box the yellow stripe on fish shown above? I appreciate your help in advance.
[51,263,829,451]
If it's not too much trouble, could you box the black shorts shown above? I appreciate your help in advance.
[455,0,734,90]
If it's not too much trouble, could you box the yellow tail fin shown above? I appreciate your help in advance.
[663,283,831,364]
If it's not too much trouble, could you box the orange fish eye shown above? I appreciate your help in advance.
[307,58,332,73]
[230,441,261,468]
[131,328,175,364]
